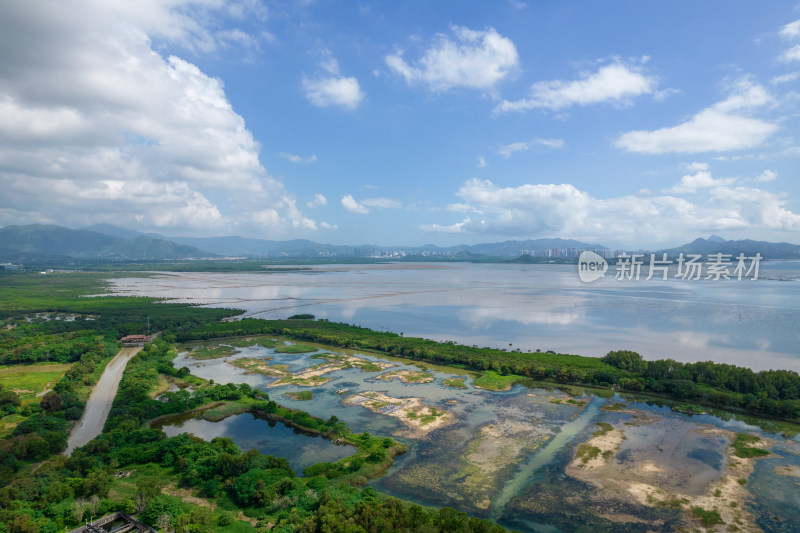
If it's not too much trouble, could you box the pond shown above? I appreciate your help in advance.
[156,411,354,474]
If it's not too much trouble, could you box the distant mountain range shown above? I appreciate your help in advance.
[659,236,800,259]
[1,223,798,262]
[81,224,608,258]
[0,224,212,261]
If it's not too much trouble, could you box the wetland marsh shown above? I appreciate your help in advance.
[169,337,800,532]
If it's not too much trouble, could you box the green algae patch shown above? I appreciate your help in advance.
[443,377,467,388]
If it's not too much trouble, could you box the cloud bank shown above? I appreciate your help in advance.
[423,168,800,246]
[0,0,318,235]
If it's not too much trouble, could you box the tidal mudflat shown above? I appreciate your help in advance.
[166,338,800,532]
[107,262,800,371]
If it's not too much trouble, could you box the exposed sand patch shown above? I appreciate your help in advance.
[390,406,555,513]
[566,413,772,532]
[639,460,664,473]
[571,427,626,471]
[343,391,455,438]
[264,352,394,388]
[466,419,550,475]
[776,464,800,478]
[376,369,435,384]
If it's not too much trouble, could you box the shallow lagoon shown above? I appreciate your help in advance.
[170,339,800,532]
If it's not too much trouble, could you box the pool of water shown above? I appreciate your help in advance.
[156,411,354,473]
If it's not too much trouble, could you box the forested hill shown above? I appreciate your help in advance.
[660,236,800,259]
[0,224,213,261]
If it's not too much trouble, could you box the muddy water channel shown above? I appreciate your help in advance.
[168,339,800,533]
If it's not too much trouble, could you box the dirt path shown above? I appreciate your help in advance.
[65,347,142,454]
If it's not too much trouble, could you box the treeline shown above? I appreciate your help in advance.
[177,319,800,423]
[0,326,117,365]
[602,350,800,420]
[0,334,115,474]
[176,319,622,378]
[0,301,238,339]
[0,385,21,420]
[0,271,240,339]
[1,337,509,533]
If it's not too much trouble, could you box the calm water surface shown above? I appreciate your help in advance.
[157,411,353,472]
[108,262,800,371]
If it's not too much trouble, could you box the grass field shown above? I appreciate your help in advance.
[187,345,238,360]
[274,344,319,354]
[0,362,73,437]
[285,391,314,401]
[224,337,279,348]
[472,370,523,391]
[443,377,467,388]
[0,362,73,403]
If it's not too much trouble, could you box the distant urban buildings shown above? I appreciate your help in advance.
[0,262,23,270]
[519,248,622,259]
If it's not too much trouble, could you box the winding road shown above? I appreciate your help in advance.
[65,346,141,454]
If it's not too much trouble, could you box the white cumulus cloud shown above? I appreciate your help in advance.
[755,170,776,183]
[780,19,800,39]
[780,45,800,63]
[666,169,736,194]
[615,79,777,154]
[306,193,328,208]
[778,20,800,63]
[361,197,402,209]
[496,58,657,113]
[0,0,318,235]
[386,26,519,92]
[302,55,364,109]
[341,194,369,214]
[498,138,564,158]
[422,170,800,246]
[280,152,317,164]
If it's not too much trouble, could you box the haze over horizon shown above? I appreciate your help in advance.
[1,1,799,250]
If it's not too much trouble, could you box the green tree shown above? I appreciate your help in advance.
[40,391,63,412]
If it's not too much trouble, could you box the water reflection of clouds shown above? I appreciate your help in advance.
[109,267,800,371]
[675,331,732,350]
[459,306,582,327]
[247,284,309,300]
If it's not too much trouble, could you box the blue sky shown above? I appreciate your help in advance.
[1,1,799,248]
